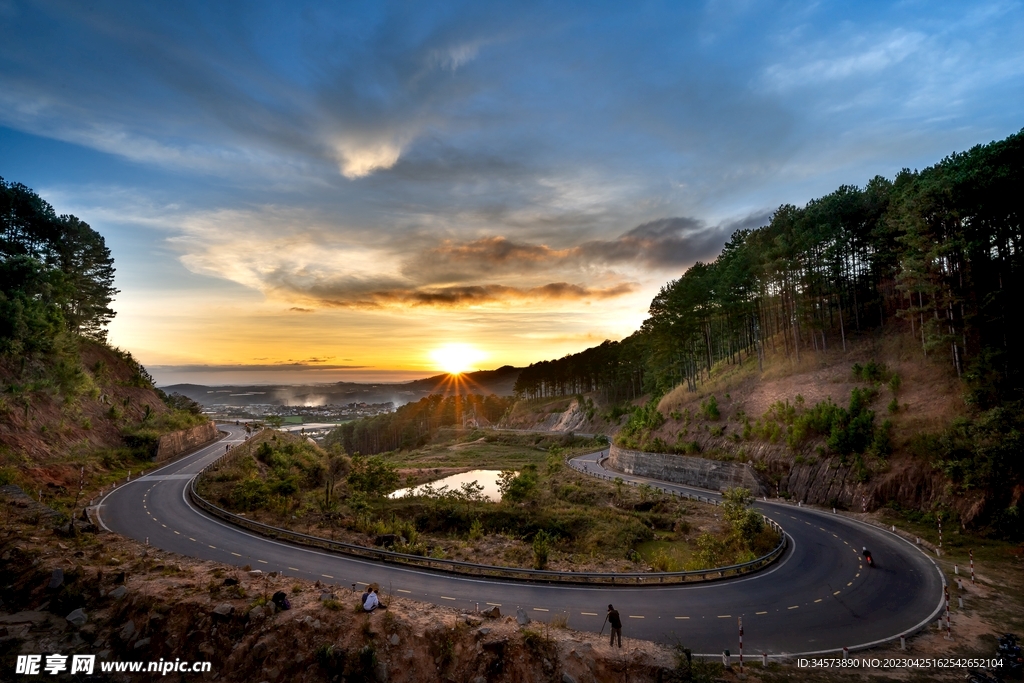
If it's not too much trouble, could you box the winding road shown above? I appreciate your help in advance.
[97,424,944,655]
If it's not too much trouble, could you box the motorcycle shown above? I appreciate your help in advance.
[966,669,1004,683]
[862,547,874,567]
[996,633,1022,679]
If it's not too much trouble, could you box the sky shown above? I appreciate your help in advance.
[1,0,1022,386]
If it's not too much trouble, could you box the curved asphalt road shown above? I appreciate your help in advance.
[98,425,944,655]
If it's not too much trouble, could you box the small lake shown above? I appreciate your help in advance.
[389,469,511,502]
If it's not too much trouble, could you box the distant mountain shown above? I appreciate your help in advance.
[161,366,521,407]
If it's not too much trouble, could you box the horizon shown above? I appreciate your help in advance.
[3,1,1023,385]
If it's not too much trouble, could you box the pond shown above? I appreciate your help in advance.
[389,469,511,503]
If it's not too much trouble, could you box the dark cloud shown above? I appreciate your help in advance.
[289,281,636,309]
[289,307,314,312]
[402,212,774,284]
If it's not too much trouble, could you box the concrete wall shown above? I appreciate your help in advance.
[155,421,219,463]
[608,444,767,495]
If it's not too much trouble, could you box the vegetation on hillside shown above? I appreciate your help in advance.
[0,178,210,515]
[200,430,777,572]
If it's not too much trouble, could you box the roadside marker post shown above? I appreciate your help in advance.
[970,549,975,584]
[842,647,849,661]
[738,617,743,674]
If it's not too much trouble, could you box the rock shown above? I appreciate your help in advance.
[109,586,127,600]
[473,677,487,683]
[252,640,269,660]
[312,619,321,630]
[119,621,136,640]
[133,637,151,650]
[477,628,491,636]
[389,633,400,646]
[223,577,239,586]
[319,592,336,602]
[213,603,234,617]
[481,606,501,619]
[516,607,530,626]
[266,601,276,615]
[199,642,215,657]
[248,570,263,578]
[562,674,578,683]
[65,609,87,627]
[248,605,265,620]
[97,649,111,660]
[48,568,64,589]
[0,611,48,625]
[268,571,278,578]
[374,661,389,682]
[463,615,483,626]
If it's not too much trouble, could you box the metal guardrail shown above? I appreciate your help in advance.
[189,454,787,587]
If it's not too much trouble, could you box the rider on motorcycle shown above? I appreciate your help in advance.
[862,547,873,566]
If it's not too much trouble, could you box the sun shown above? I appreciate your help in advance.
[430,343,486,375]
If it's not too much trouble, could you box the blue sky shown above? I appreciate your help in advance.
[2,0,1022,384]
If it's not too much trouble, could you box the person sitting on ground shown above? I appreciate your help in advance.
[363,584,380,612]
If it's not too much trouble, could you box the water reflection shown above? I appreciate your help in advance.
[389,469,511,502]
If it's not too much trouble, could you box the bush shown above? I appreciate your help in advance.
[699,395,721,421]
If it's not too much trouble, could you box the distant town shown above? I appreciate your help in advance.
[201,401,395,426]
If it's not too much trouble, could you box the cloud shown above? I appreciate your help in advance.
[278,280,638,310]
[331,136,406,178]
[149,363,367,373]
[763,30,926,91]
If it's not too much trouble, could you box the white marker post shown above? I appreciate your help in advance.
[970,549,975,584]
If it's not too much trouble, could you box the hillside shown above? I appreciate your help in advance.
[0,337,214,515]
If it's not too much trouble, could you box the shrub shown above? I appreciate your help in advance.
[699,395,720,421]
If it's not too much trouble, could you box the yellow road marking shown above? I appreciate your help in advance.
[288,567,300,572]
[258,560,268,564]
[847,582,853,586]
[833,590,841,595]
[814,599,822,603]
[231,552,242,557]
[628,615,644,619]
[440,596,456,601]
[675,616,690,620]
[173,531,180,535]
[717,615,731,618]
[855,573,860,578]
[756,611,767,615]
[189,537,196,542]
[534,608,549,612]
[208,545,216,549]
[582,612,598,616]
[322,574,334,579]
[356,581,368,586]
[486,603,501,607]
[397,589,411,594]
[788,606,799,610]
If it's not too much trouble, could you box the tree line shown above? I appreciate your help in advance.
[1,178,118,355]
[324,393,513,456]
[515,130,1024,409]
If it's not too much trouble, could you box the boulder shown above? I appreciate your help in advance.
[133,637,151,650]
[562,674,578,683]
[223,577,239,586]
[48,568,64,589]
[65,609,87,627]
[389,633,400,646]
[516,608,530,626]
[109,586,128,600]
[248,570,263,578]
[481,606,501,619]
[119,621,136,640]
[213,603,234,617]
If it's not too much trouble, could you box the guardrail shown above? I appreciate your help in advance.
[189,453,786,587]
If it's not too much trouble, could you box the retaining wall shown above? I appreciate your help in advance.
[608,444,767,495]
[155,421,219,462]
